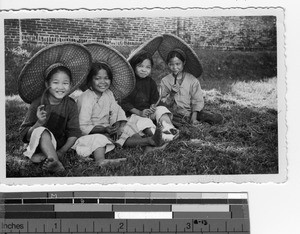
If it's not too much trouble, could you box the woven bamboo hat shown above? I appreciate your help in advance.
[127,35,163,64]
[158,34,203,78]
[84,43,135,101]
[18,42,92,104]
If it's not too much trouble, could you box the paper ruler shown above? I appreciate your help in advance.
[0,191,250,233]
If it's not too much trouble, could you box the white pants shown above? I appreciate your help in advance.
[23,127,57,159]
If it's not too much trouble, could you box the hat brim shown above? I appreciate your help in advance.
[127,35,163,63]
[84,43,135,101]
[158,34,203,78]
[18,42,92,104]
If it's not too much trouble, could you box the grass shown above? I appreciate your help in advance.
[5,77,278,177]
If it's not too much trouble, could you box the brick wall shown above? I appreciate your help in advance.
[4,16,276,51]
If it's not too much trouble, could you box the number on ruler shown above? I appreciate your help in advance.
[119,222,124,230]
[186,222,192,230]
[194,220,208,225]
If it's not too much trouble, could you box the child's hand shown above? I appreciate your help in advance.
[92,125,108,134]
[140,109,152,117]
[112,121,126,139]
[36,105,47,125]
[149,104,156,113]
[106,125,118,135]
[171,84,180,94]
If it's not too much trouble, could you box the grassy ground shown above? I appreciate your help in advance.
[6,77,278,177]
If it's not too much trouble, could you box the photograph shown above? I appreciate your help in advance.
[2,7,286,184]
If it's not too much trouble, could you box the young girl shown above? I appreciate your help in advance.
[72,62,165,166]
[121,49,179,141]
[19,43,91,174]
[159,34,223,125]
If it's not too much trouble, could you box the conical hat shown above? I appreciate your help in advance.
[127,35,163,63]
[84,43,135,101]
[158,34,203,78]
[18,42,92,103]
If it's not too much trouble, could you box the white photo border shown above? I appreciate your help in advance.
[0,7,286,185]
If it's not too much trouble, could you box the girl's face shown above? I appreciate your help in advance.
[46,71,71,101]
[92,69,111,96]
[135,59,152,78]
[168,56,185,75]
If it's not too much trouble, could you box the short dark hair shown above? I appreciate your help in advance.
[129,50,154,71]
[166,50,186,64]
[86,62,113,89]
[45,66,72,83]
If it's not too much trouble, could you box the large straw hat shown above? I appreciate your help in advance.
[84,43,135,101]
[18,42,92,104]
[158,34,203,78]
[127,35,163,63]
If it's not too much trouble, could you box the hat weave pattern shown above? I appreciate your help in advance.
[84,43,135,101]
[127,35,163,63]
[18,42,92,103]
[158,34,203,78]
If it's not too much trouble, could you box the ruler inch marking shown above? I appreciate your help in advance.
[1,192,249,234]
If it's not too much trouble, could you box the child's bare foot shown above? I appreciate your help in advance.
[150,125,164,146]
[31,153,47,163]
[144,142,168,154]
[162,128,180,141]
[96,158,127,167]
[42,158,65,173]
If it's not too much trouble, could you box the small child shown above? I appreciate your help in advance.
[159,34,223,125]
[121,49,179,141]
[72,43,164,166]
[19,43,92,174]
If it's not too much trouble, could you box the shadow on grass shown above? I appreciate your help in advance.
[5,89,278,177]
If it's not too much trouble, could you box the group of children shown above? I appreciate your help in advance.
[18,34,223,174]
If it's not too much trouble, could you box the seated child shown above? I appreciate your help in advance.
[19,43,92,173]
[72,43,164,166]
[121,49,179,141]
[158,34,223,125]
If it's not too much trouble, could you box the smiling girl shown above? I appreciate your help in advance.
[72,43,165,166]
[19,43,91,174]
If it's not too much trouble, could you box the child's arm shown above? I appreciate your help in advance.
[149,79,160,105]
[120,93,150,117]
[56,136,77,158]
[160,79,176,107]
[190,79,204,114]
[20,99,45,142]
[25,105,48,141]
